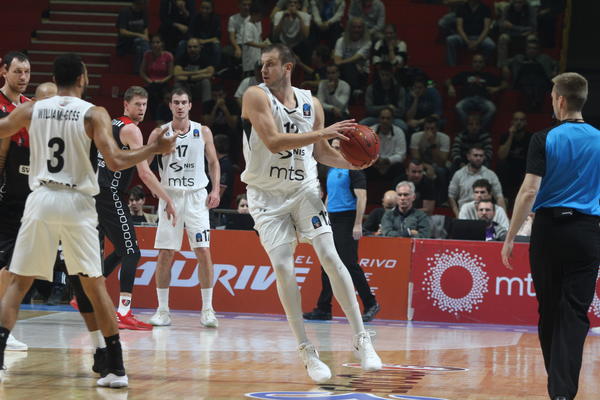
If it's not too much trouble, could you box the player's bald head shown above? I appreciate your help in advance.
[35,82,58,100]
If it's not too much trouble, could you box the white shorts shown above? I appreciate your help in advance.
[9,185,102,281]
[247,183,332,253]
[155,188,211,250]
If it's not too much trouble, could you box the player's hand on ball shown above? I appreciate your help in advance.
[321,119,356,141]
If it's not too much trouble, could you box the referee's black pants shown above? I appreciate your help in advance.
[529,209,600,400]
[316,210,377,313]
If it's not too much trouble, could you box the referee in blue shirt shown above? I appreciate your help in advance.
[502,72,600,400]
[304,139,380,322]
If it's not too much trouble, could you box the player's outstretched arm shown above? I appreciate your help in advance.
[312,97,374,170]
[241,86,352,154]
[202,125,221,209]
[121,124,177,226]
[0,101,34,139]
[89,106,176,171]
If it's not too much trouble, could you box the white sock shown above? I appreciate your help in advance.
[157,288,169,311]
[117,294,132,316]
[90,330,105,350]
[313,232,365,335]
[201,288,213,310]
[267,244,309,345]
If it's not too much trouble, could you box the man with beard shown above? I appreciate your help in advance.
[476,199,506,241]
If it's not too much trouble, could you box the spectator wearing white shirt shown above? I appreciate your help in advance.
[240,4,267,75]
[333,17,371,93]
[272,0,312,64]
[317,64,350,125]
[226,0,252,63]
[368,107,406,180]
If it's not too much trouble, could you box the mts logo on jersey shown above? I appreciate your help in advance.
[269,165,305,181]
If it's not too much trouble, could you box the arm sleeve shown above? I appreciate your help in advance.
[349,170,367,190]
[526,130,547,177]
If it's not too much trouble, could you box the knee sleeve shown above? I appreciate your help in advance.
[69,275,94,313]
[118,250,141,293]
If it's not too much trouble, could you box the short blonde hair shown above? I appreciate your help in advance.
[552,72,588,112]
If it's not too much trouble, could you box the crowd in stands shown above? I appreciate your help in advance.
[113,0,563,241]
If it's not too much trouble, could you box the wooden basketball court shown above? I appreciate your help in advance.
[2,307,599,399]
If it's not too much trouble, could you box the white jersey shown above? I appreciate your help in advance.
[157,120,208,191]
[28,96,98,196]
[241,83,318,193]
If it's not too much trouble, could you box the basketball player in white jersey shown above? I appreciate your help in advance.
[147,86,221,328]
[0,54,176,387]
[241,43,382,383]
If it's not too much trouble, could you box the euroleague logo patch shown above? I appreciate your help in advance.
[422,249,489,316]
[589,270,600,317]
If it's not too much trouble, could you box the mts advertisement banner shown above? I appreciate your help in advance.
[105,228,413,320]
[409,239,600,326]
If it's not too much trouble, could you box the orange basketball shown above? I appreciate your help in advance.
[339,124,380,167]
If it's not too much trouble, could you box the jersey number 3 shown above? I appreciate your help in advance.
[47,137,65,173]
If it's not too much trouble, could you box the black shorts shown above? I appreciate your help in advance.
[95,189,139,257]
[0,198,26,268]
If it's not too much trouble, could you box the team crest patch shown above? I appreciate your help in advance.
[196,232,203,242]
[303,103,311,117]
[193,128,200,137]
[311,216,322,229]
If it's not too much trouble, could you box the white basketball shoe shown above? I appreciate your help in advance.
[6,334,27,351]
[353,331,382,371]
[298,342,332,383]
[200,309,218,328]
[149,309,172,326]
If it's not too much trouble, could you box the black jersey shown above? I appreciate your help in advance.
[0,91,31,201]
[97,116,136,193]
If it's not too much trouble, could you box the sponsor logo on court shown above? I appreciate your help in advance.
[245,392,449,400]
[422,249,489,316]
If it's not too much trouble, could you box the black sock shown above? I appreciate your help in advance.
[0,326,10,368]
[104,334,125,374]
